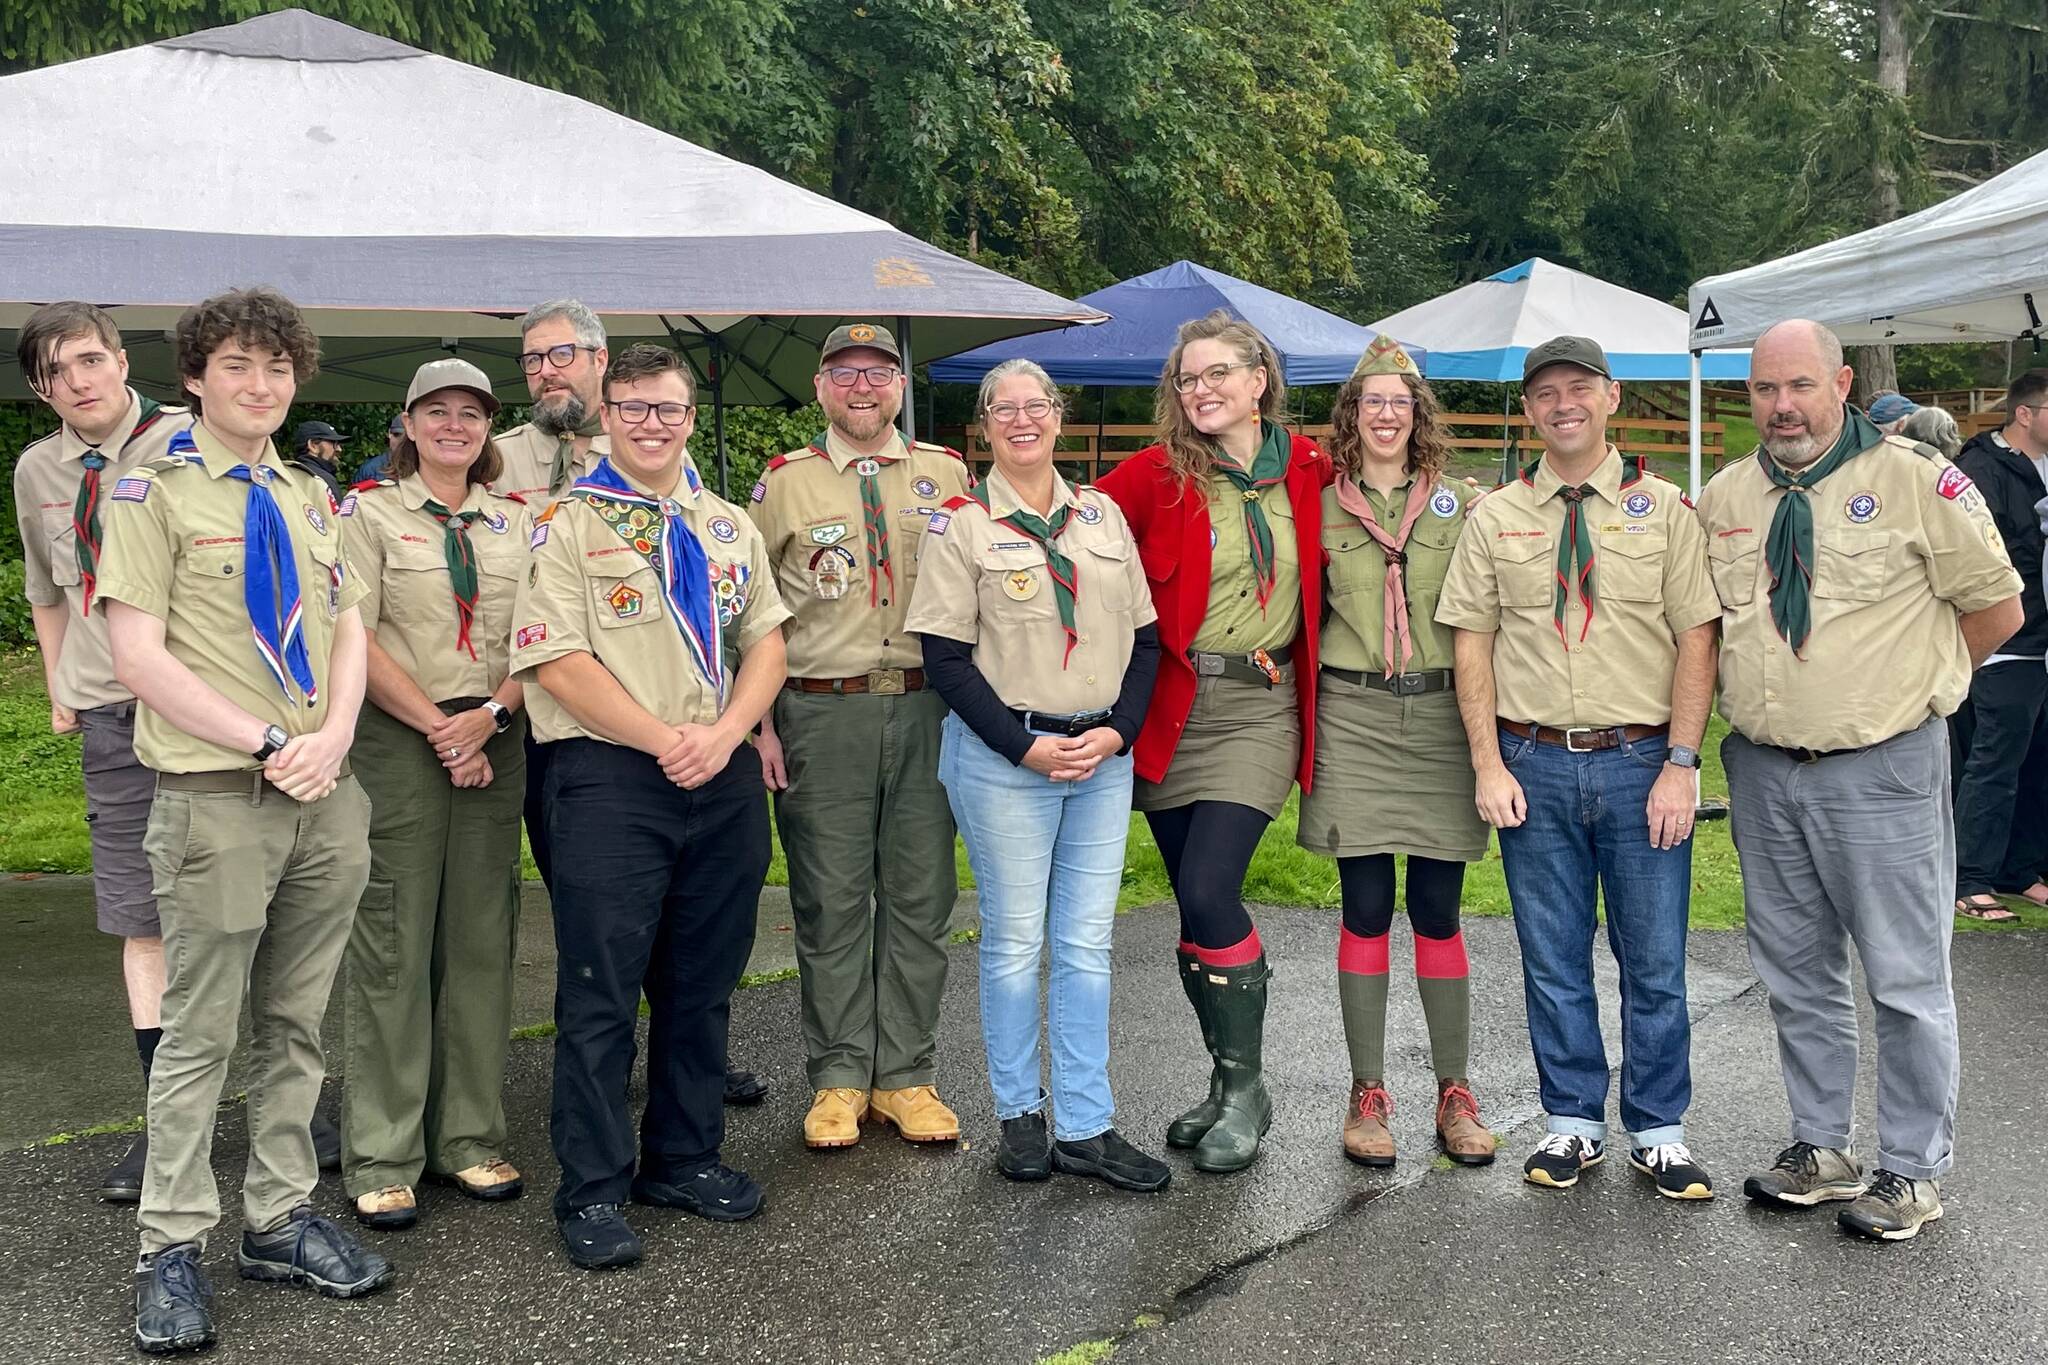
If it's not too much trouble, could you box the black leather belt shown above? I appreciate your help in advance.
[1766,743,1868,764]
[1324,667,1453,696]
[1013,709,1114,737]
[1189,643,1293,688]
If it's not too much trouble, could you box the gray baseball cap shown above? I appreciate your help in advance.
[1522,335,1612,384]
[404,357,501,415]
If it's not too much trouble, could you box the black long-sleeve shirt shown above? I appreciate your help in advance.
[917,624,1160,766]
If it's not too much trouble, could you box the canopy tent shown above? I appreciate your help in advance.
[1371,258,1751,382]
[926,260,1393,387]
[0,9,1105,486]
[1687,144,2048,350]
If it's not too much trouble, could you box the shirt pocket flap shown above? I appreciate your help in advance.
[181,546,242,581]
[582,550,650,580]
[1816,530,1891,601]
[1491,535,1551,566]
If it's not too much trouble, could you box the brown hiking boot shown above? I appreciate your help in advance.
[1343,1081,1395,1168]
[1435,1079,1496,1166]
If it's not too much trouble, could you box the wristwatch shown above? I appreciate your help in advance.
[1667,744,1702,770]
[253,724,290,761]
[483,700,512,734]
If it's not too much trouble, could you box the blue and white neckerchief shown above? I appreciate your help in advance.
[570,458,723,696]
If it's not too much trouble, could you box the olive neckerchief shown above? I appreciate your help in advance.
[965,486,1080,666]
[1762,405,1882,655]
[421,498,483,660]
[546,411,605,497]
[1213,420,1290,609]
[1521,453,1643,645]
[812,432,899,608]
[70,395,165,615]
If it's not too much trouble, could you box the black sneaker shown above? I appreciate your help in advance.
[1523,1133,1604,1189]
[134,1243,215,1356]
[559,1203,643,1270]
[723,1068,769,1106]
[1629,1142,1715,1200]
[311,1109,342,1173]
[997,1112,1052,1182]
[237,1205,395,1298]
[630,1163,764,1222]
[1052,1128,1172,1193]
[100,1133,147,1204]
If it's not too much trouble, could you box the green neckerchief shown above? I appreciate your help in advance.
[1552,480,1597,644]
[547,411,606,496]
[72,395,164,614]
[1213,419,1290,608]
[1763,405,1882,654]
[970,486,1080,666]
[422,497,483,660]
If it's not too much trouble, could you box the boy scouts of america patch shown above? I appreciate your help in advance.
[304,504,328,535]
[485,511,509,534]
[809,522,850,547]
[516,623,548,648]
[112,477,151,503]
[1429,488,1460,518]
[810,544,856,599]
[1077,503,1103,524]
[709,516,739,543]
[913,476,939,498]
[927,512,950,536]
[607,582,644,619]
[713,562,751,626]
[1622,491,1655,518]
[1846,491,1881,524]
[750,480,767,504]
[1936,467,1973,500]
[1002,569,1039,601]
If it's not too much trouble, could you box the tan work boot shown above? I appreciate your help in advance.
[1434,1079,1496,1166]
[869,1085,961,1143]
[352,1184,417,1230]
[440,1157,524,1201]
[1343,1080,1396,1168]
[804,1087,869,1149]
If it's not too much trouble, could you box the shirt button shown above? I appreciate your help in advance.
[1766,645,1777,655]
[881,598,889,606]
[1239,590,1249,598]
[1766,691,1778,700]
[1086,675,1097,685]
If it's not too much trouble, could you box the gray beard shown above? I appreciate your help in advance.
[1760,430,1821,468]
[532,391,589,436]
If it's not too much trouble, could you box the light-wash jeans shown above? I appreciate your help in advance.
[939,712,1133,1142]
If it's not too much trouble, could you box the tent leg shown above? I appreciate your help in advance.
[1096,385,1107,482]
[898,316,915,443]
[713,337,729,499]
[1500,388,1513,484]
[1688,350,1702,497]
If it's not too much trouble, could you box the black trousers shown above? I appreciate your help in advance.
[545,738,769,1217]
[524,733,556,892]
[1950,659,2048,896]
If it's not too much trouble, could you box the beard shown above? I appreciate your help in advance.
[1761,430,1821,467]
[532,389,589,436]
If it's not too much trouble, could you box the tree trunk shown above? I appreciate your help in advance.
[1854,0,1910,403]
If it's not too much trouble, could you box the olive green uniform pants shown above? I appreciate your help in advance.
[774,688,957,1091]
[341,702,525,1197]
[138,774,372,1253]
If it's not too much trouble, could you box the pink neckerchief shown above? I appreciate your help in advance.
[1333,471,1435,677]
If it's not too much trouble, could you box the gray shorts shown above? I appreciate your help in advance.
[80,703,159,938]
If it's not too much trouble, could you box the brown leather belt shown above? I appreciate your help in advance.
[784,668,926,696]
[156,761,352,799]
[1498,719,1668,752]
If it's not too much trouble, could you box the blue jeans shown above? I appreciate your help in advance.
[939,712,1133,1142]
[1496,728,1692,1147]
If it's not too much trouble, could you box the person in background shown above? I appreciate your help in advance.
[287,420,348,498]
[1900,406,1962,460]
[353,412,402,483]
[1867,391,1919,435]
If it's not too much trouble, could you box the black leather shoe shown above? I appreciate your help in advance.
[134,1243,215,1355]
[311,1109,342,1172]
[1053,1128,1172,1192]
[997,1112,1052,1182]
[238,1205,394,1298]
[631,1163,764,1222]
[100,1133,147,1204]
[724,1068,769,1105]
[559,1204,643,1269]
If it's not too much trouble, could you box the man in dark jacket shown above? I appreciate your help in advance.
[1951,369,2048,917]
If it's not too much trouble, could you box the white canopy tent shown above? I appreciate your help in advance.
[0,9,1106,485]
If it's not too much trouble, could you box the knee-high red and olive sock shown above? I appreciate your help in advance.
[1337,928,1390,1082]
[1414,929,1471,1080]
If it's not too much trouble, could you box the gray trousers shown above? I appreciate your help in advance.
[1722,717,1958,1180]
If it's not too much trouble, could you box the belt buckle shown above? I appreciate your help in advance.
[1392,672,1426,696]
[1564,726,1599,753]
[866,668,905,696]
[1191,652,1224,678]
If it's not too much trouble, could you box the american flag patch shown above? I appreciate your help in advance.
[749,480,767,504]
[927,512,950,536]
[338,492,359,518]
[112,477,152,503]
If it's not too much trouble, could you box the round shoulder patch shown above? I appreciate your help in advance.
[708,515,740,543]
[1429,487,1461,518]
[1076,502,1103,525]
[913,475,939,499]
[1622,490,1656,518]
[1844,491,1881,523]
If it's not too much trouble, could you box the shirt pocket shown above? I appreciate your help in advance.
[41,509,82,587]
[1707,534,1761,607]
[1815,530,1892,603]
[1322,532,1386,602]
[1598,532,1667,603]
[304,536,344,619]
[1082,539,1136,614]
[1493,535,1553,610]
[585,555,665,631]
[383,540,453,629]
[981,544,1053,624]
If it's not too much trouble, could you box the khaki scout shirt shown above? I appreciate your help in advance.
[747,429,971,678]
[493,421,611,507]
[904,467,1156,715]
[94,424,369,773]
[12,390,195,711]
[1435,446,1720,728]
[1321,476,1473,675]
[1698,434,2024,751]
[511,454,792,742]
[1191,475,1301,654]
[342,474,532,704]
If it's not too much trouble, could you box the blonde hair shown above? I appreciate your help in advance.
[1153,311,1287,484]
[1328,371,1450,481]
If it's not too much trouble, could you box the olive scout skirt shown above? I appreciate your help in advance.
[1135,671,1300,820]
[1297,671,1487,862]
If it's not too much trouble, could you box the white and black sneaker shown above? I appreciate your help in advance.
[1742,1141,1864,1206]
[1629,1142,1715,1200]
[1523,1133,1604,1189]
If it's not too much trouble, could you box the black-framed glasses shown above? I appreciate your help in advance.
[822,364,902,389]
[517,343,599,374]
[1357,395,1416,415]
[985,398,1057,423]
[1170,361,1255,394]
[606,399,695,427]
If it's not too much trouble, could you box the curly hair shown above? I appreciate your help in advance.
[1327,371,1451,481]
[603,342,696,403]
[1153,311,1287,486]
[173,287,320,415]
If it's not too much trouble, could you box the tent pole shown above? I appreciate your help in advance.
[1688,350,1702,497]
[1096,386,1107,482]
[1500,387,1513,485]
[898,316,915,444]
[712,333,729,499]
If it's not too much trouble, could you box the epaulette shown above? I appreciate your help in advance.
[500,489,528,505]
[349,477,397,493]
[912,440,967,463]
[140,453,193,474]
[940,493,978,513]
[1882,433,1944,461]
[533,500,562,526]
[763,450,811,476]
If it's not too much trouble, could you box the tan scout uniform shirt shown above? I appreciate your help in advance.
[1435,446,1720,728]
[512,455,792,742]
[1698,435,2023,751]
[12,391,195,710]
[1191,476,1301,654]
[1321,476,1472,674]
[748,429,971,678]
[904,468,1156,715]
[342,474,532,704]
[493,421,611,507]
[94,424,368,773]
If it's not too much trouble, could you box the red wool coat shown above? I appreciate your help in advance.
[1096,434,1334,790]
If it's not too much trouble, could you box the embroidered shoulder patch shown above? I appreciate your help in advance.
[515,623,549,648]
[530,522,551,550]
[927,512,951,536]
[1935,466,1974,500]
[112,477,152,503]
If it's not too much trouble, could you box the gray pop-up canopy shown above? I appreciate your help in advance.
[0,9,1105,430]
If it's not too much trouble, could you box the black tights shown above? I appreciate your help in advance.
[1337,853,1465,940]
[1146,801,1270,950]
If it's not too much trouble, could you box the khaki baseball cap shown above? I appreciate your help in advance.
[820,322,901,364]
[1522,335,1612,384]
[405,357,501,415]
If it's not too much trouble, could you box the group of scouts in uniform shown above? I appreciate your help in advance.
[9,281,2022,1356]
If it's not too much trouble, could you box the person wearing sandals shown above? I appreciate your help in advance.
[1096,312,1331,1175]
[339,359,530,1229]
[1298,336,1494,1168]
[907,359,1168,1191]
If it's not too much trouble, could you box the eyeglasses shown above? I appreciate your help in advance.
[606,399,695,427]
[1171,361,1256,394]
[985,399,1056,423]
[1357,395,1416,415]
[822,364,902,389]
[517,343,599,374]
